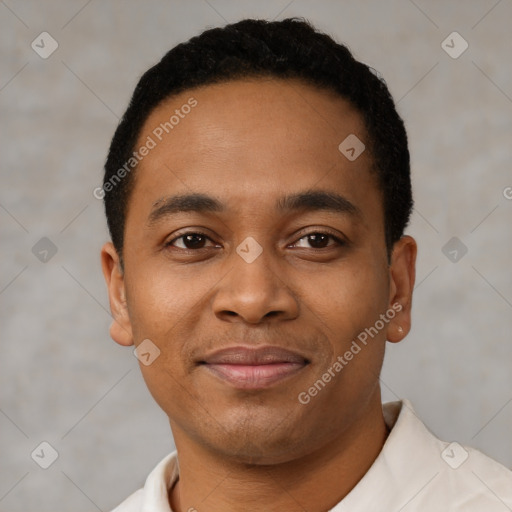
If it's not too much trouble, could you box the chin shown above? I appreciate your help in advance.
[205,421,314,466]
[219,443,305,466]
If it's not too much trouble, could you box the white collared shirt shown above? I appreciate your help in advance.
[110,400,512,511]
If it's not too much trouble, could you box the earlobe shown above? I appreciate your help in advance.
[100,242,134,346]
[386,235,417,344]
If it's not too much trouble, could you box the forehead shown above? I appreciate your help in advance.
[139,77,366,160]
[127,78,379,224]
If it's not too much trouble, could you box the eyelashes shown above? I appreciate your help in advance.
[166,232,217,250]
[290,232,346,250]
[165,230,346,252]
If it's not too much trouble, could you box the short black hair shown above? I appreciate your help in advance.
[103,17,413,262]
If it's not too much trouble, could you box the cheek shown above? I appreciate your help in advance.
[125,268,200,340]
[300,256,389,343]
[124,269,207,399]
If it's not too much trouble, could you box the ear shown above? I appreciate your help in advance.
[101,242,134,346]
[386,235,417,343]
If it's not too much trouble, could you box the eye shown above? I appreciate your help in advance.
[291,231,345,249]
[166,232,218,250]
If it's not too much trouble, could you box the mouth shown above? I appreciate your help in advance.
[198,346,310,390]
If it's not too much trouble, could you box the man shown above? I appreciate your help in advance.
[100,17,512,511]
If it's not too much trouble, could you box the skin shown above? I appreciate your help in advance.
[102,77,416,512]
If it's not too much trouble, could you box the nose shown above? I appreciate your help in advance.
[212,249,299,325]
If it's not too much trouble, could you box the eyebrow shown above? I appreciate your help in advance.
[147,190,361,226]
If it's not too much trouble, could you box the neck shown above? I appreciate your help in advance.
[169,393,389,512]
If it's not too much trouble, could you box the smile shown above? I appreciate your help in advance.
[199,346,310,390]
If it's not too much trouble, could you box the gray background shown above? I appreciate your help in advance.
[1,0,511,510]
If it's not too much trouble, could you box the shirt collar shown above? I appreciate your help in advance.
[141,451,179,512]
[330,399,445,511]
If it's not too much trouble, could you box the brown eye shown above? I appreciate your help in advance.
[293,232,344,249]
[167,232,213,250]
[306,233,330,248]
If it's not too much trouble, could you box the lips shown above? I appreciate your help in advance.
[199,346,309,389]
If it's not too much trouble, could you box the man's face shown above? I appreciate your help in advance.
[103,78,414,464]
